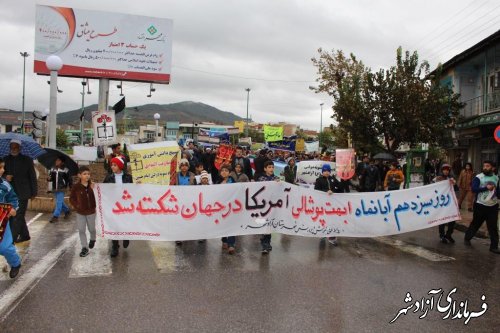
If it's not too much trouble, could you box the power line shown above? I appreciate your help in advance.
[172,65,315,83]
[424,18,500,65]
[413,0,483,49]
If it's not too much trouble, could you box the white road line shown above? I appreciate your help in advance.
[0,218,49,281]
[27,213,43,226]
[68,236,112,278]
[149,241,193,273]
[375,237,455,262]
[0,234,77,322]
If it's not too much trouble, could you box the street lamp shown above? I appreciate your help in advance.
[45,55,63,148]
[319,103,324,148]
[245,88,251,137]
[80,79,88,145]
[154,113,160,141]
[20,52,29,134]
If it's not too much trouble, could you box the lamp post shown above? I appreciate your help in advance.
[80,80,87,145]
[45,55,63,148]
[154,113,160,141]
[245,88,250,137]
[20,52,29,134]
[319,103,324,148]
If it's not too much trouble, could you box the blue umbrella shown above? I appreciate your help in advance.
[0,132,46,159]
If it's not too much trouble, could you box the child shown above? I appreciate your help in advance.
[103,157,132,257]
[48,156,71,223]
[218,164,236,254]
[314,164,342,246]
[384,162,404,191]
[433,164,457,244]
[199,170,210,185]
[172,159,195,246]
[230,163,249,183]
[256,160,280,254]
[70,166,97,257]
[0,157,21,278]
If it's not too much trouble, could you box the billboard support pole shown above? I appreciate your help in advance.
[98,79,110,112]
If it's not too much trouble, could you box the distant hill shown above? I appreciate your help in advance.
[57,101,243,125]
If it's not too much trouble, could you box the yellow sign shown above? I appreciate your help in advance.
[128,141,180,185]
[234,121,245,133]
[295,138,305,152]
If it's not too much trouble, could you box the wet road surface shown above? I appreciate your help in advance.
[0,211,498,332]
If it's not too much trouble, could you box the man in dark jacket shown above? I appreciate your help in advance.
[4,139,37,243]
[232,146,253,180]
[253,149,270,181]
[283,157,297,184]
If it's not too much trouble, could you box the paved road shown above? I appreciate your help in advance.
[0,211,498,332]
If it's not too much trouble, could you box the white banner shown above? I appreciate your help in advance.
[92,111,117,146]
[296,161,336,185]
[34,5,173,83]
[94,181,460,241]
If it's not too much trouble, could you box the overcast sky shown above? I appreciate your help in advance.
[1,0,498,130]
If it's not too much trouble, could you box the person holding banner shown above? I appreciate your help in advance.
[433,164,457,244]
[231,146,253,181]
[383,162,405,191]
[218,164,237,254]
[0,157,22,278]
[314,164,343,246]
[103,157,132,257]
[256,161,280,254]
[171,159,196,246]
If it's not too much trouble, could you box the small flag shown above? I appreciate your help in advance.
[112,97,126,114]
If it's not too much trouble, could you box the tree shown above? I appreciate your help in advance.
[56,128,69,148]
[312,47,463,154]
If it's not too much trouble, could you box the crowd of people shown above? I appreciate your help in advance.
[0,139,499,281]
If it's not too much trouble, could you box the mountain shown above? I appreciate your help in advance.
[57,101,243,125]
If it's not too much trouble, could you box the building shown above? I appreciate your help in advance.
[436,30,500,169]
[0,109,34,134]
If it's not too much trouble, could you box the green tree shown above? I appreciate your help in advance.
[56,128,69,148]
[312,47,463,154]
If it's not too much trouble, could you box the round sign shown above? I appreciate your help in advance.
[495,125,500,144]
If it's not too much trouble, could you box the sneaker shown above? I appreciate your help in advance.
[64,211,71,220]
[14,236,31,243]
[175,241,183,246]
[9,265,21,279]
[464,239,472,246]
[440,237,448,244]
[261,248,269,254]
[123,240,130,248]
[88,240,96,249]
[445,235,455,243]
[490,248,500,254]
[222,242,229,250]
[110,246,119,257]
[80,248,89,257]
[49,216,59,223]
[328,237,338,246]
[228,247,235,255]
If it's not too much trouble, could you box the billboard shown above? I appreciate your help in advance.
[34,5,173,83]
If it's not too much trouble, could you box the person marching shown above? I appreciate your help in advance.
[218,164,237,254]
[433,164,457,244]
[48,156,72,223]
[384,162,404,191]
[103,157,132,257]
[457,162,474,212]
[256,160,280,254]
[104,143,128,174]
[314,163,343,246]
[70,166,97,258]
[171,159,196,246]
[0,157,22,278]
[464,161,500,254]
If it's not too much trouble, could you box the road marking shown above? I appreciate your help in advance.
[149,241,194,273]
[0,217,49,281]
[68,237,112,278]
[375,237,455,262]
[0,234,77,322]
[27,213,43,226]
